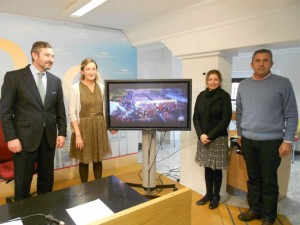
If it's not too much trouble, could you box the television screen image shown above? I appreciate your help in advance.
[105,79,192,130]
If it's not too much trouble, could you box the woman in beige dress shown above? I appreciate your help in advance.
[68,58,115,183]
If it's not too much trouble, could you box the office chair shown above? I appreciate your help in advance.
[0,122,15,203]
[0,122,38,203]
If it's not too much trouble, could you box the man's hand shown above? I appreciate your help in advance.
[56,136,65,148]
[7,139,22,153]
[279,142,293,157]
[237,136,242,147]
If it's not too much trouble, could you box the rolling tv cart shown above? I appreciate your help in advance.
[126,130,178,198]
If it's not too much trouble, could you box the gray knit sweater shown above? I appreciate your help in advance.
[236,74,298,142]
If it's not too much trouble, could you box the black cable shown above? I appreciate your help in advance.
[138,168,143,180]
[161,173,179,182]
[161,171,180,182]
[140,131,181,192]
[159,166,181,182]
[161,169,180,177]
[155,174,164,193]
[168,167,180,173]
[156,148,181,163]
[148,131,166,172]
[7,213,45,222]
[137,130,162,186]
[147,130,154,189]
[149,132,182,186]
[140,131,171,192]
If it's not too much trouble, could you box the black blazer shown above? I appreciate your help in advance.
[0,65,67,151]
[193,87,232,140]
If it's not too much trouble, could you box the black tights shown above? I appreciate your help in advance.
[204,167,222,199]
[79,161,103,183]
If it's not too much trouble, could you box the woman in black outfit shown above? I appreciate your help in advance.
[193,69,232,209]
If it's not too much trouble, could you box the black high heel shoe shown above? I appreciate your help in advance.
[196,195,212,205]
[209,196,220,209]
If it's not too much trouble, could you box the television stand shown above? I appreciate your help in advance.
[126,130,178,198]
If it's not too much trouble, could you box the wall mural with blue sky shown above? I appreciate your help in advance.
[0,13,138,169]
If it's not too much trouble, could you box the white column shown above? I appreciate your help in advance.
[178,52,233,201]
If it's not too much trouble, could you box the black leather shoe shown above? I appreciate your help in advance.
[209,196,220,209]
[238,209,261,222]
[261,220,274,225]
[196,195,212,205]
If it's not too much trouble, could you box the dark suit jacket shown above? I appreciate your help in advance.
[0,65,67,151]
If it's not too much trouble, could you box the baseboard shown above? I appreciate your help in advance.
[227,185,247,198]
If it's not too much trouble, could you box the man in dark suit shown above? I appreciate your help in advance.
[0,41,67,201]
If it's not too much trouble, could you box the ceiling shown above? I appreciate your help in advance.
[0,0,209,31]
[1,0,298,51]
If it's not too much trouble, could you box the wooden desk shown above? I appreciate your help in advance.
[227,130,248,195]
[227,148,293,199]
[227,150,248,195]
[0,176,147,225]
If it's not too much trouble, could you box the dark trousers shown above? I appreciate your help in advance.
[12,129,55,201]
[242,137,282,223]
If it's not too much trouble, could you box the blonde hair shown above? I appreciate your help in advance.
[80,58,99,81]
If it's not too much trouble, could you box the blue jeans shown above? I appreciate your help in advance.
[242,137,282,223]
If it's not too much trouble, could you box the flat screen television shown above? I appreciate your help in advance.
[104,79,192,130]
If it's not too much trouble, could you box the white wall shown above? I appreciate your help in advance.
[137,43,181,79]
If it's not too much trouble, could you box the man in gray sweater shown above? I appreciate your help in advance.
[236,49,298,225]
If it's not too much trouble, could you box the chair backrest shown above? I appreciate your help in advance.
[0,122,12,163]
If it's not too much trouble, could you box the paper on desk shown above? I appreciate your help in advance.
[66,199,114,225]
[0,220,23,225]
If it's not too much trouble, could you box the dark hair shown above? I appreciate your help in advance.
[206,69,222,83]
[252,49,273,63]
[80,58,99,81]
[31,41,52,54]
[31,41,52,61]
